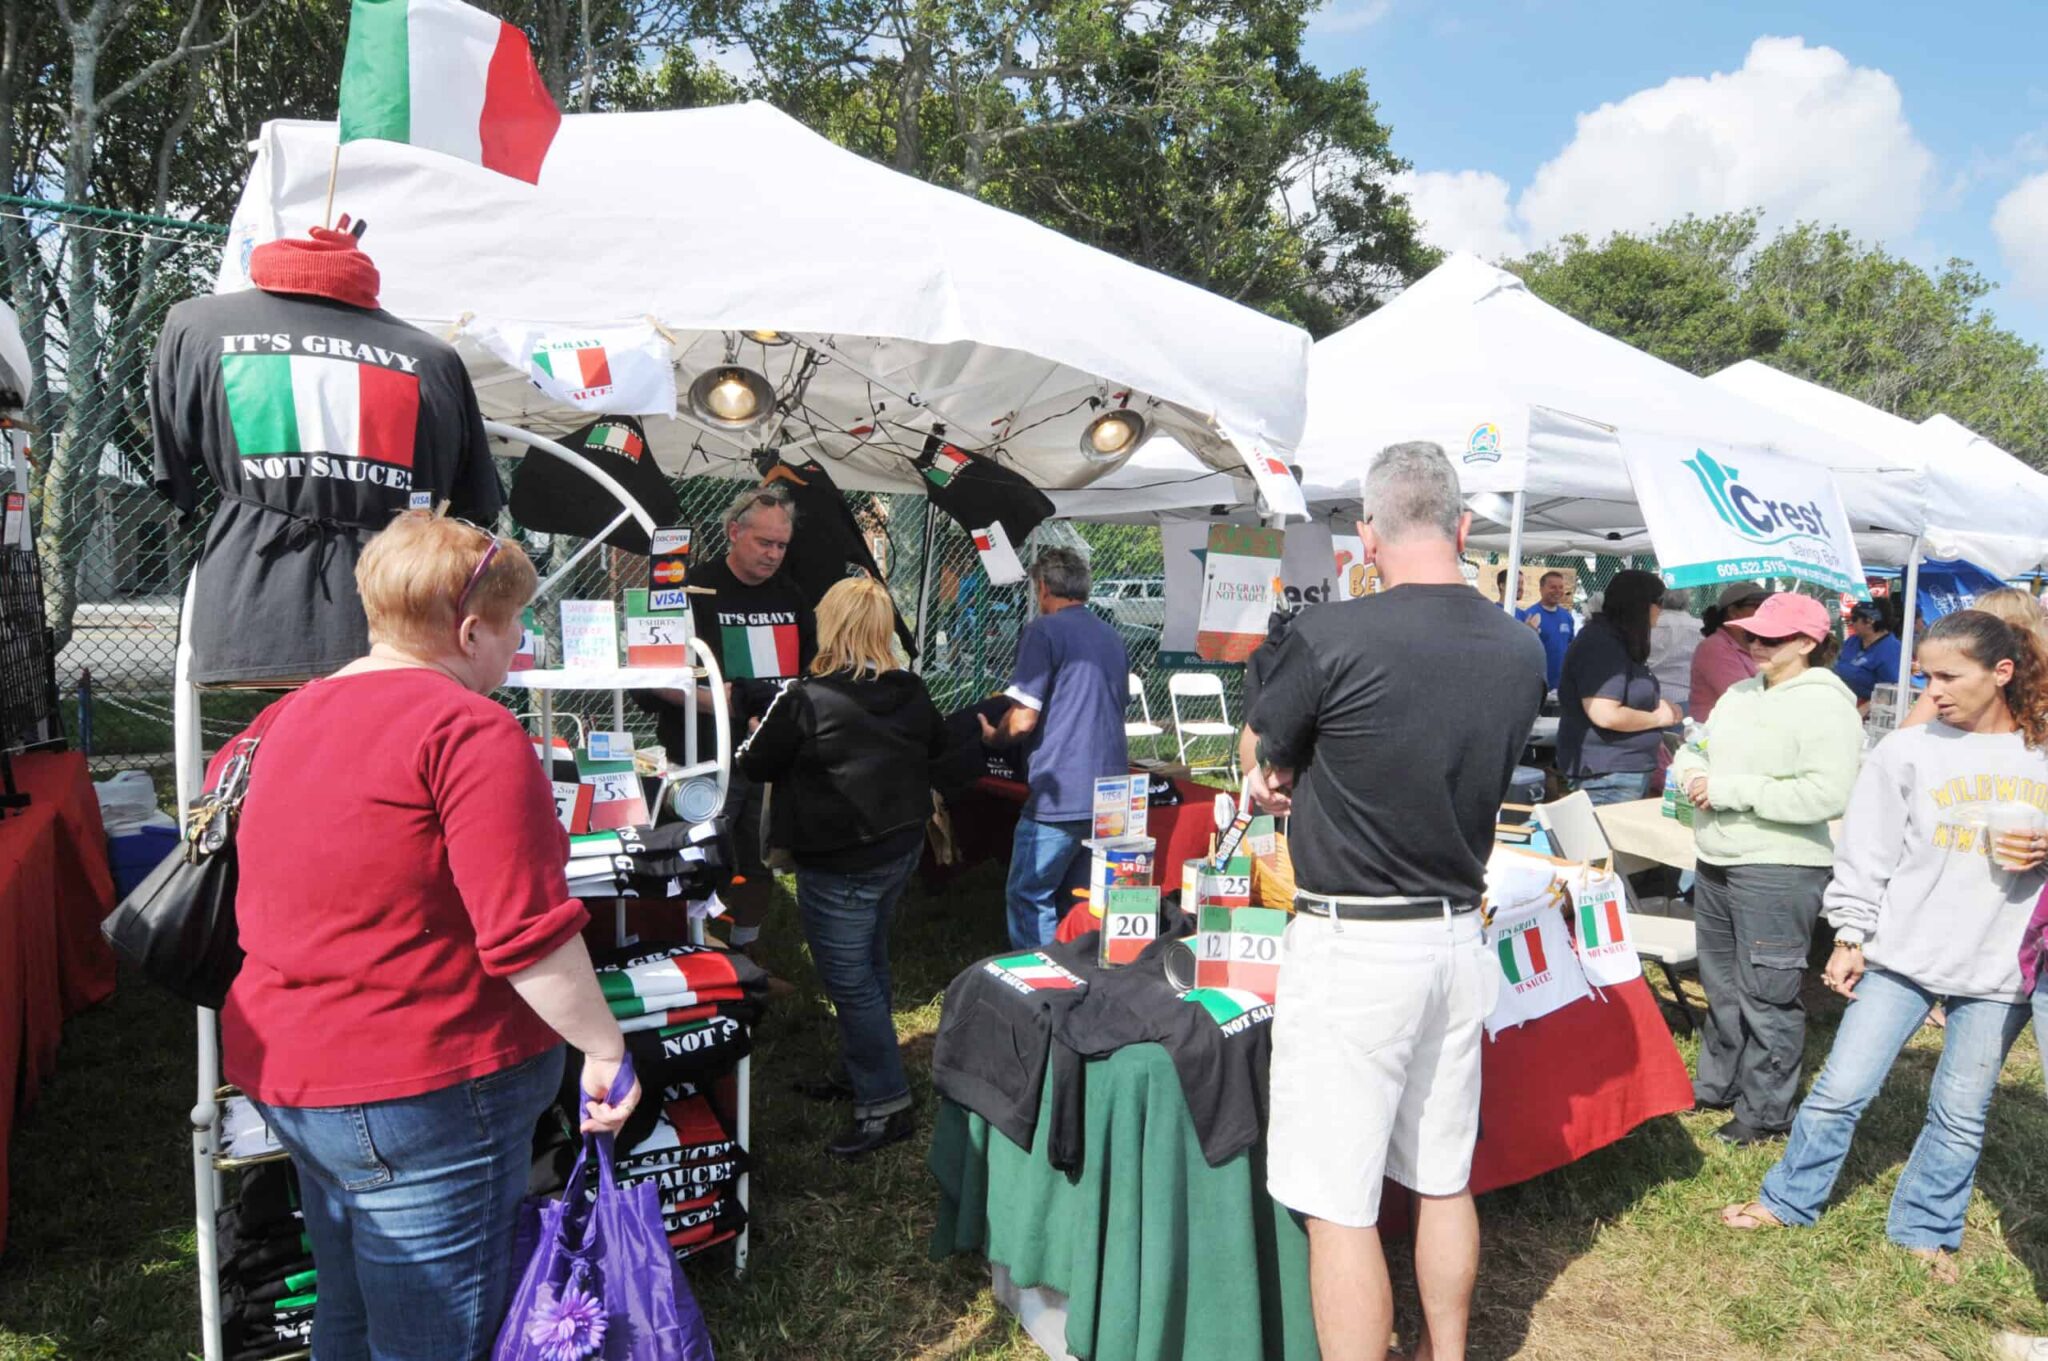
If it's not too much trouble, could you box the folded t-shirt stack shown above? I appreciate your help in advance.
[591,940,770,1037]
[567,820,733,901]
[218,1163,317,1361]
[618,1081,749,1263]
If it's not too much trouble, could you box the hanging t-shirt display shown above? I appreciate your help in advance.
[918,439,1055,549]
[1482,889,1592,1038]
[150,285,502,684]
[759,460,914,653]
[507,414,680,556]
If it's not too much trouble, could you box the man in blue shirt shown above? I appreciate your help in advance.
[1834,600,1902,712]
[1516,569,1577,691]
[981,547,1130,947]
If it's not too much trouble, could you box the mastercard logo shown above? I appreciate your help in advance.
[652,560,687,584]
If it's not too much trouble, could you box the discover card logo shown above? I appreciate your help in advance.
[1682,449,1831,546]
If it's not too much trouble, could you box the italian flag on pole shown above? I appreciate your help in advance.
[338,0,561,184]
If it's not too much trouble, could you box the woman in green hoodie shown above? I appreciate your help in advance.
[1669,592,1864,1145]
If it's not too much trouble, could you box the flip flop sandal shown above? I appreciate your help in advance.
[1720,1201,1785,1231]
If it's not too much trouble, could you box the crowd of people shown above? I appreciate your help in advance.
[195,439,2048,1361]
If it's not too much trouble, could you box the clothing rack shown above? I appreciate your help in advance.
[180,424,752,1361]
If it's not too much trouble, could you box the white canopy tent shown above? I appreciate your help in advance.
[1289,255,1924,564]
[1708,361,2048,579]
[217,102,1310,507]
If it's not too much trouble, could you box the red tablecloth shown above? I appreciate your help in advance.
[0,752,119,1252]
[944,774,1222,898]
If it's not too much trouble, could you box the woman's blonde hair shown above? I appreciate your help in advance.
[356,511,537,655]
[1967,587,2048,647]
[810,575,900,677]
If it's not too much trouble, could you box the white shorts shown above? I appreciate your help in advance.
[1265,908,1495,1228]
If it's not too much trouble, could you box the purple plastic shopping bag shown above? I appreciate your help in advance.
[495,1054,716,1361]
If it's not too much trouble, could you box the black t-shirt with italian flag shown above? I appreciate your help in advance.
[637,555,815,759]
[150,290,503,684]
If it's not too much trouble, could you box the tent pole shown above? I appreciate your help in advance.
[1501,491,1526,616]
[910,496,937,676]
[1894,539,1923,728]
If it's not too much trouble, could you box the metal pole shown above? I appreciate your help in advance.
[1501,491,1527,616]
[1894,539,1923,728]
[910,496,937,676]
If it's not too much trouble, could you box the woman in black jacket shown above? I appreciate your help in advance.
[738,574,946,1157]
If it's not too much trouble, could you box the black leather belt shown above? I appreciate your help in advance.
[1293,893,1478,922]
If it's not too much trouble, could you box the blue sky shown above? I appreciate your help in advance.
[1301,0,2048,351]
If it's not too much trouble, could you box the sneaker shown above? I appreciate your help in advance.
[1994,1333,2048,1360]
[825,1109,915,1159]
[1712,1117,1783,1147]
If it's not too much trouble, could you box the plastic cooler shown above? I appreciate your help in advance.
[109,825,180,899]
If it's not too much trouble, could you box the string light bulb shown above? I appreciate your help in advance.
[688,366,774,429]
[1080,409,1146,462]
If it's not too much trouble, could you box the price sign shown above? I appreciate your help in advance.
[1100,886,1160,967]
[587,730,634,761]
[1192,905,1286,999]
[625,589,690,667]
[560,600,619,671]
[552,780,592,833]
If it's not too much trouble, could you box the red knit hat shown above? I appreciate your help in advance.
[248,227,381,310]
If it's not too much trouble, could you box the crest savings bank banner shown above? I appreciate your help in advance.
[1624,437,1869,600]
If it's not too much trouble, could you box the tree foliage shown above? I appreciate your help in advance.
[1505,213,2048,468]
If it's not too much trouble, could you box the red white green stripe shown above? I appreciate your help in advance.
[220,353,418,467]
[924,445,970,488]
[1578,895,1626,949]
[533,343,612,389]
[338,0,560,184]
[720,623,798,679]
[1498,923,1549,984]
[591,422,645,460]
[1184,987,1269,1025]
[988,952,1082,990]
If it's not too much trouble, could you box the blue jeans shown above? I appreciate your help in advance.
[796,841,924,1120]
[1758,968,2029,1251]
[1573,770,1654,806]
[253,1046,565,1361]
[1005,816,1091,948]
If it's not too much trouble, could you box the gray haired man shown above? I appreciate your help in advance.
[979,547,1130,947]
[1247,442,1546,1361]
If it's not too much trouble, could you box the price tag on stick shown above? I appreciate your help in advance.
[1100,885,1160,967]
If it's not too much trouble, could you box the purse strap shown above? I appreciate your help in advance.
[191,691,301,855]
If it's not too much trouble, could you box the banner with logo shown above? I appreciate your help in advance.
[1165,522,1340,654]
[472,321,677,416]
[1624,437,1869,599]
[1331,533,1382,600]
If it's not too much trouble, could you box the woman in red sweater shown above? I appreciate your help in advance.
[217,512,639,1361]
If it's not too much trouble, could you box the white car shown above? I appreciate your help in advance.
[1092,577,1166,631]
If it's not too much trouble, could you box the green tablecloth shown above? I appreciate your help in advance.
[929,1042,1319,1361]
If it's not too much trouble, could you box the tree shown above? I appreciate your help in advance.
[1505,213,2048,468]
[686,0,1438,331]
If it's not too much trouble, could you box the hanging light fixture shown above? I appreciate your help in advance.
[1079,408,1146,463]
[743,329,790,346]
[688,365,775,429]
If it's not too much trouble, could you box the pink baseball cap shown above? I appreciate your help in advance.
[1722,592,1832,643]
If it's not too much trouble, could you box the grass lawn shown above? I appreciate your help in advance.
[1,860,2045,1360]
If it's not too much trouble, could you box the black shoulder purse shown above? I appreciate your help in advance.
[102,708,282,1009]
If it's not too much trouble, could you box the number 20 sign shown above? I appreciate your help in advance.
[1101,886,1160,967]
[1195,905,1287,1001]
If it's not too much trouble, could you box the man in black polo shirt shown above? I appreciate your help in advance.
[1248,442,1546,1361]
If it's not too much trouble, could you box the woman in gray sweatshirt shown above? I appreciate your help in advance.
[1720,610,2048,1278]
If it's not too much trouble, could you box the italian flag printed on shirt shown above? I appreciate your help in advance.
[220,353,419,467]
[591,421,645,461]
[1183,987,1273,1027]
[985,951,1084,991]
[924,444,971,488]
[338,0,561,184]
[532,343,612,390]
[719,622,799,679]
[1497,920,1549,984]
[1578,894,1626,950]
[599,953,740,1005]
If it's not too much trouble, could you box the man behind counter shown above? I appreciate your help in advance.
[637,482,815,955]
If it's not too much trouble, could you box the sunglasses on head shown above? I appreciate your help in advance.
[449,517,502,615]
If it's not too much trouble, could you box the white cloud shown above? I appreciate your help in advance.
[1391,37,1937,261]
[1391,169,1525,259]
[1311,0,1393,34]
[1993,171,2048,301]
